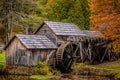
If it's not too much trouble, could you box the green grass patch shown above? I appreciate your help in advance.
[72,62,120,79]
[96,66,120,79]
[0,51,5,62]
[118,58,120,61]
[0,51,5,67]
[30,75,50,80]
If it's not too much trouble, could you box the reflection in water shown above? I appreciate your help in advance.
[0,75,36,80]
[74,75,110,80]
[0,75,110,80]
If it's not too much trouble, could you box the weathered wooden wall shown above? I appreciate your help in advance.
[6,38,56,66]
[28,49,56,66]
[35,24,57,44]
[6,37,27,65]
[34,24,84,45]
[34,24,80,45]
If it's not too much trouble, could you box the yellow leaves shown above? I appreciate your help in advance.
[90,0,120,53]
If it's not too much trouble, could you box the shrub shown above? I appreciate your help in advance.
[31,62,61,76]
[32,62,51,75]
[52,69,61,76]
[0,65,8,75]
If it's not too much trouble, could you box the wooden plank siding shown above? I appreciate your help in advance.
[28,49,55,66]
[6,37,27,65]
[35,24,58,45]
[6,37,56,66]
[34,24,81,44]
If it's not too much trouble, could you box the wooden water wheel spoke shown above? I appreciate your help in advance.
[66,59,72,70]
[64,54,72,64]
[70,44,74,54]
[63,53,69,63]
[56,42,80,71]
[65,47,71,55]
[66,45,73,55]
[73,46,79,57]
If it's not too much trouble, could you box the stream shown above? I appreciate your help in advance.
[69,75,111,80]
[0,75,34,80]
[0,75,111,80]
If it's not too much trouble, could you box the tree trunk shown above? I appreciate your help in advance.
[3,0,13,43]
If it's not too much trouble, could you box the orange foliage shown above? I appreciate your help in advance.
[90,0,120,53]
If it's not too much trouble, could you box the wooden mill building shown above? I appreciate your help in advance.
[4,21,116,71]
[4,35,57,66]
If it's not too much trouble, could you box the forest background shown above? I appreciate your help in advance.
[0,0,120,53]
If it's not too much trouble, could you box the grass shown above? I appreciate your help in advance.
[30,75,50,80]
[95,65,120,79]
[0,51,5,62]
[91,59,120,79]
[0,51,5,67]
[72,61,120,79]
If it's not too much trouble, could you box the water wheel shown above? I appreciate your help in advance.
[56,42,80,71]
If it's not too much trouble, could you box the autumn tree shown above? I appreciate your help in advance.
[90,0,120,53]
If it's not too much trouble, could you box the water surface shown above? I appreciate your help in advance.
[0,75,35,80]
[0,75,111,80]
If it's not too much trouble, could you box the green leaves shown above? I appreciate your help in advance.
[48,0,90,30]
[0,0,90,42]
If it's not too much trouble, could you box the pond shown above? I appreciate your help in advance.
[0,75,35,80]
[72,75,111,80]
[0,75,111,80]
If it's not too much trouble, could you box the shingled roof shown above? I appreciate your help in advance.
[82,30,104,37]
[35,21,86,36]
[4,35,57,50]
